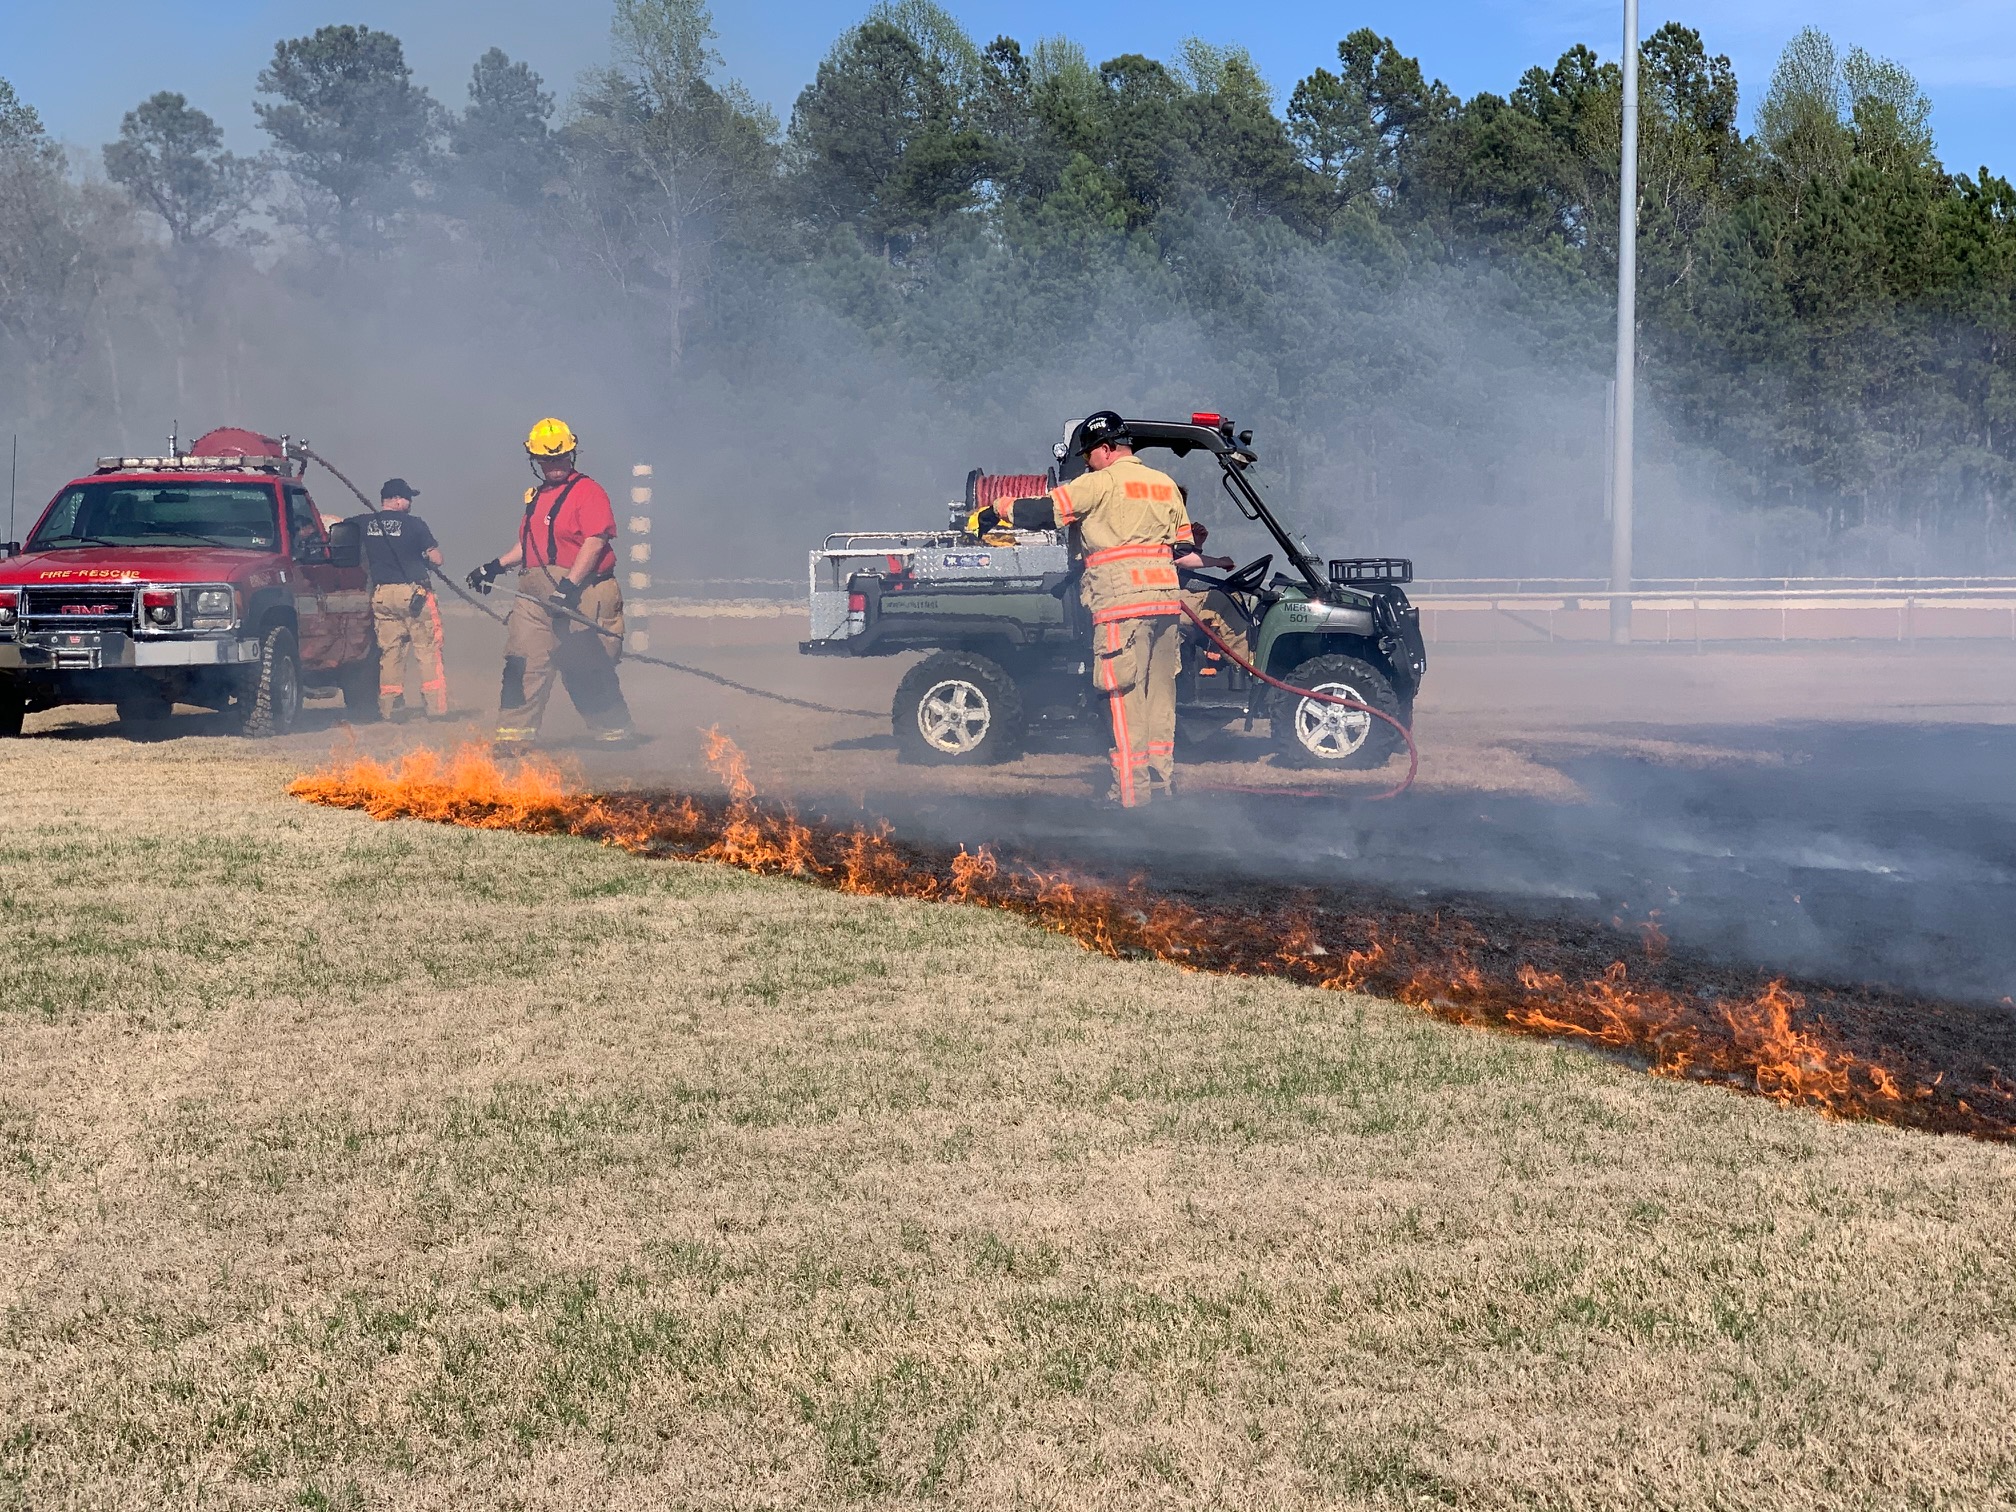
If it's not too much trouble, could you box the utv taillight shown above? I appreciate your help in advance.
[143,589,176,626]
[846,590,867,634]
[0,591,14,625]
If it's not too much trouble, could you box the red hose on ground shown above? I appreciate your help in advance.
[1178,601,1419,800]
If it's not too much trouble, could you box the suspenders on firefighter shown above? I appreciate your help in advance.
[465,418,637,749]
[975,410,1193,807]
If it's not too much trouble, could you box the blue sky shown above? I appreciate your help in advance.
[11,1,2014,177]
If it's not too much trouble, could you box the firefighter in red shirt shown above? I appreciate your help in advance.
[466,418,636,747]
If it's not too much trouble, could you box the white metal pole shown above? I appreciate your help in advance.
[1610,0,1639,645]
[628,463,654,652]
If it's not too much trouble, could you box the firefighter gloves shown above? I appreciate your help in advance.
[467,558,504,593]
[549,579,585,612]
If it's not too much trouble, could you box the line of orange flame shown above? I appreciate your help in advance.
[287,738,2011,1142]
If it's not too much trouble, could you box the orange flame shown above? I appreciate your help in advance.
[288,740,2013,1142]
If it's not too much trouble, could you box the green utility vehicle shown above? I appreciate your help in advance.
[801,413,1426,768]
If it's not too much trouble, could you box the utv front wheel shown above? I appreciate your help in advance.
[1270,653,1403,769]
[893,651,1025,765]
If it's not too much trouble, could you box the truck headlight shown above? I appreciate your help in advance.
[190,587,237,631]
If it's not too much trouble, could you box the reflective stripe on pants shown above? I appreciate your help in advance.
[1091,613,1180,806]
[372,583,448,716]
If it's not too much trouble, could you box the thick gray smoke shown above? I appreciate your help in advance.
[7,13,2013,1022]
[0,160,1957,587]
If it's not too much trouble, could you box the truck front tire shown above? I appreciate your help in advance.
[893,651,1025,765]
[0,684,25,739]
[235,625,303,738]
[1270,652,1404,769]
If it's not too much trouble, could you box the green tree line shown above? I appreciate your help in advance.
[2,1,2012,576]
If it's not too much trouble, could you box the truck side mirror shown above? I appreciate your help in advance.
[326,518,362,570]
[0,542,17,560]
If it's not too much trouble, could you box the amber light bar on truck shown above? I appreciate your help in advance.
[90,453,296,476]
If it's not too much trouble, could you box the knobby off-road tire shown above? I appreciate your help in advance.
[235,625,303,738]
[893,651,1025,765]
[1269,652,1404,769]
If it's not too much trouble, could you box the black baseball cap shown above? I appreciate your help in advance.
[379,477,418,500]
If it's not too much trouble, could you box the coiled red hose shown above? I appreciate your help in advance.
[973,474,1052,512]
[1178,601,1418,800]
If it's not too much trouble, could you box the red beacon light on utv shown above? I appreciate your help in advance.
[1190,411,1223,428]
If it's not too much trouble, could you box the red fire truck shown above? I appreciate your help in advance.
[0,428,376,737]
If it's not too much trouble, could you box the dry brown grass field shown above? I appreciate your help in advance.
[2,734,2015,1509]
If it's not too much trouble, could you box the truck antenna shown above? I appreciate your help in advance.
[8,434,16,546]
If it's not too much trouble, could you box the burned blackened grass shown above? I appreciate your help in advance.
[290,741,2016,1142]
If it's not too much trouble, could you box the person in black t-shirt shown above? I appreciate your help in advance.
[363,478,449,720]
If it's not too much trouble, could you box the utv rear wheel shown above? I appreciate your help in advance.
[1270,653,1403,769]
[235,625,302,738]
[893,651,1025,765]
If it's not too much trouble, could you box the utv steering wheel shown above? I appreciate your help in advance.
[1215,553,1273,597]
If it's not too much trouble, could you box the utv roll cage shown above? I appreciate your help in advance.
[1088,417,1384,603]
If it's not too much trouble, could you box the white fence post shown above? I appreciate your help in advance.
[627,463,653,654]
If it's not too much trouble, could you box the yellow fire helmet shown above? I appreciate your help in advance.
[525,417,579,457]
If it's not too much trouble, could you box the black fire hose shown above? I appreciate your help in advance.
[507,587,882,718]
[297,447,1412,785]
[1178,601,1418,799]
[293,444,881,719]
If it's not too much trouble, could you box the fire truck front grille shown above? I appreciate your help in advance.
[20,587,138,632]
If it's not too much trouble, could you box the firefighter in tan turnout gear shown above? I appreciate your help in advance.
[979,411,1193,807]
[361,478,450,720]
[465,418,636,748]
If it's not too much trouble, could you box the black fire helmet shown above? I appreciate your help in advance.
[1069,410,1131,456]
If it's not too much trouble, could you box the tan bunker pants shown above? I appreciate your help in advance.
[372,583,447,718]
[496,565,633,742]
[1092,612,1180,806]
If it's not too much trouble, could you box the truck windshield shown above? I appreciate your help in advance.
[28,482,279,551]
